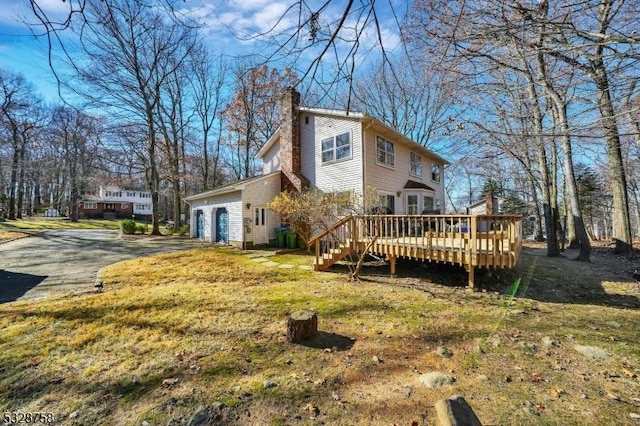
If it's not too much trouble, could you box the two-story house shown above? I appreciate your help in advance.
[184,89,449,248]
[78,186,153,219]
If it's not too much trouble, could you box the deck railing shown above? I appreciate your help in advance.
[309,214,523,286]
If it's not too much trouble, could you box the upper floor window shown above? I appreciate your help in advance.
[410,152,422,177]
[376,136,395,167]
[126,191,136,197]
[431,163,441,183]
[321,132,351,164]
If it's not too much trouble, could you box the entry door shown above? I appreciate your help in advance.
[254,206,268,245]
[196,210,204,240]
[216,208,228,243]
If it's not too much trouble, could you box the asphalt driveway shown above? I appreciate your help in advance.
[0,229,206,303]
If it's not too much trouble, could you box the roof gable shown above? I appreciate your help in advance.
[256,106,449,165]
[184,171,280,201]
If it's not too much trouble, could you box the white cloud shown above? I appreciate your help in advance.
[181,0,296,41]
[0,0,73,27]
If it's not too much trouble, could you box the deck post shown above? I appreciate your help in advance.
[389,255,397,277]
[467,266,475,289]
[470,215,477,269]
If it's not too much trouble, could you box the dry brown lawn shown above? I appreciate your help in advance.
[0,243,639,425]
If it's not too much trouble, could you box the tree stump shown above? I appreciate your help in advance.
[287,310,318,343]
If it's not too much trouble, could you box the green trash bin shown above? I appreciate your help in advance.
[285,230,297,249]
[275,227,287,248]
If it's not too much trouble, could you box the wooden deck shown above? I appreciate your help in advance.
[309,214,523,287]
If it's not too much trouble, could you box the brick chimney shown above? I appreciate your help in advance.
[280,88,305,192]
[486,191,496,214]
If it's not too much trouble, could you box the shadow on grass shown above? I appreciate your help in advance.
[298,331,355,351]
[0,270,48,303]
[326,247,640,310]
[510,246,640,309]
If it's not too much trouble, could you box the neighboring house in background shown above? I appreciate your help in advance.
[78,186,153,219]
[184,88,449,248]
[466,193,503,215]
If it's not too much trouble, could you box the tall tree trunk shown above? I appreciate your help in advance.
[33,174,41,215]
[538,54,591,261]
[523,75,559,256]
[16,140,26,219]
[594,62,632,254]
[8,148,18,220]
[148,138,161,236]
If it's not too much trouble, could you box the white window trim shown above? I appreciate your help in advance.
[378,191,396,214]
[431,162,442,183]
[410,152,423,177]
[376,135,395,169]
[406,193,419,215]
[84,202,97,210]
[321,131,352,165]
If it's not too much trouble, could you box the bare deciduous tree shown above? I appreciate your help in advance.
[70,0,197,234]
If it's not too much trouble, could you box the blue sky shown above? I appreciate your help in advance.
[0,0,405,103]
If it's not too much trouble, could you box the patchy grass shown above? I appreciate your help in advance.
[0,230,30,243]
[1,245,639,425]
[0,217,121,231]
[269,250,316,267]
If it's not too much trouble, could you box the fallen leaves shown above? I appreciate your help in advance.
[550,387,565,399]
[605,390,621,401]
[305,402,319,419]
[162,377,179,386]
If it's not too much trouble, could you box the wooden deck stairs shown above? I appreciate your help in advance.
[308,214,523,288]
[314,245,351,271]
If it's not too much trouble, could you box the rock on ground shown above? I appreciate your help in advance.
[574,344,610,361]
[419,372,456,389]
[435,395,482,426]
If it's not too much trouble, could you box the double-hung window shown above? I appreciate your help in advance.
[407,195,418,215]
[410,152,422,177]
[423,196,435,211]
[321,132,351,164]
[376,136,395,167]
[431,163,441,183]
[379,194,395,214]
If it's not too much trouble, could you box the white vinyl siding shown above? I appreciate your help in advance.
[301,115,363,196]
[189,193,242,244]
[261,140,281,174]
[363,125,445,213]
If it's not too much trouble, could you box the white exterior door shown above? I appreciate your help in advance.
[254,205,268,245]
